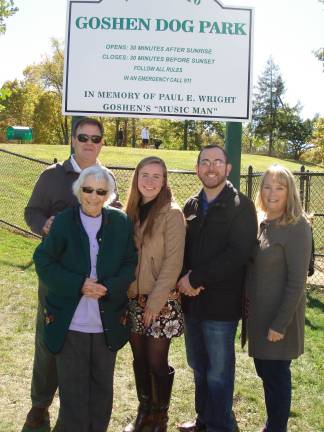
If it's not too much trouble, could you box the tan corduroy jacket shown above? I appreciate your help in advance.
[128,201,186,314]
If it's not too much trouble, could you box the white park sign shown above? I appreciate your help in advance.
[63,0,254,121]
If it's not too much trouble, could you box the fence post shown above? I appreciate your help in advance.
[305,169,311,213]
[299,165,305,208]
[247,165,253,199]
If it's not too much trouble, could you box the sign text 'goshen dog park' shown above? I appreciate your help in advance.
[63,0,254,121]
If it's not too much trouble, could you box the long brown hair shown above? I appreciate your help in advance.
[125,156,172,238]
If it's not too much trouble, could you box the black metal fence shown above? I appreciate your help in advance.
[1,148,323,286]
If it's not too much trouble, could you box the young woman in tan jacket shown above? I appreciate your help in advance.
[123,156,186,432]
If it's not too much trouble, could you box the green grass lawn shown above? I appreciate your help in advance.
[0,227,323,432]
[1,143,324,172]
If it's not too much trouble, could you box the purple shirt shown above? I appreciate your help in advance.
[69,210,103,333]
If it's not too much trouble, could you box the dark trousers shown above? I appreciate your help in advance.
[254,358,292,432]
[56,331,116,432]
[30,283,58,408]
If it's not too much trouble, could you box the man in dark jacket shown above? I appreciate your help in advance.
[22,118,120,432]
[178,145,257,432]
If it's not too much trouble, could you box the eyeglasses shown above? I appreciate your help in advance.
[77,134,102,144]
[81,186,108,196]
[199,159,226,168]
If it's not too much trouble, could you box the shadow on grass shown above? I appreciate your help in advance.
[305,291,324,330]
[305,317,320,330]
[306,291,324,312]
[0,259,33,270]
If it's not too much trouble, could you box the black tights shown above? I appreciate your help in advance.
[130,332,171,376]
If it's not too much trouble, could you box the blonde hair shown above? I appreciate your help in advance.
[125,156,172,238]
[255,164,306,225]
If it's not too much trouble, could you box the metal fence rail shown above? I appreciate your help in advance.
[1,148,323,286]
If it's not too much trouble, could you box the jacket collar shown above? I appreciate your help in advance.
[157,201,172,215]
[135,201,172,236]
[195,180,237,205]
[62,158,76,174]
[72,205,110,227]
[139,200,172,217]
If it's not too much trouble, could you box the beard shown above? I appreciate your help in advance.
[198,172,227,190]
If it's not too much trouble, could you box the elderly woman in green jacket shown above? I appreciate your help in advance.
[33,165,137,432]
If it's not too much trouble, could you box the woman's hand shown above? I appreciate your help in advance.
[267,328,284,342]
[81,278,107,299]
[143,308,159,327]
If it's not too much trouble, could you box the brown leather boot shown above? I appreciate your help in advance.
[22,406,50,431]
[123,362,151,432]
[148,367,175,432]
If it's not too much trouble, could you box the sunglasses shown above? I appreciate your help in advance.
[81,186,108,196]
[77,134,102,144]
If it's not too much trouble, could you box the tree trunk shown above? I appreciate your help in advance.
[183,120,188,150]
[115,119,120,146]
[123,119,128,146]
[131,118,136,147]
[61,117,69,145]
[268,129,273,156]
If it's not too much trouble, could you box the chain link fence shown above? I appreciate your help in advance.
[1,148,323,287]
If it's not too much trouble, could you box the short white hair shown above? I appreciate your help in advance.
[72,165,117,204]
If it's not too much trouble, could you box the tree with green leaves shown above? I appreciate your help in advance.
[0,86,11,114]
[252,57,286,156]
[0,0,18,34]
[0,79,40,127]
[24,38,69,144]
[277,106,314,160]
[33,92,64,144]
[311,117,324,163]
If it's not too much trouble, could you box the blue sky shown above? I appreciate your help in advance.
[0,0,323,119]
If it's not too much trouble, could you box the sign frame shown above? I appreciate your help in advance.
[63,0,254,122]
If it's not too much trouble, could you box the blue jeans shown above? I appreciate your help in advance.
[254,358,292,432]
[184,318,238,432]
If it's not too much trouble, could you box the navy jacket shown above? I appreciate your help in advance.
[182,182,257,321]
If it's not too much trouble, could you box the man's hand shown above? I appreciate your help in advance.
[178,272,204,297]
[81,278,107,299]
[267,328,284,342]
[42,216,55,235]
